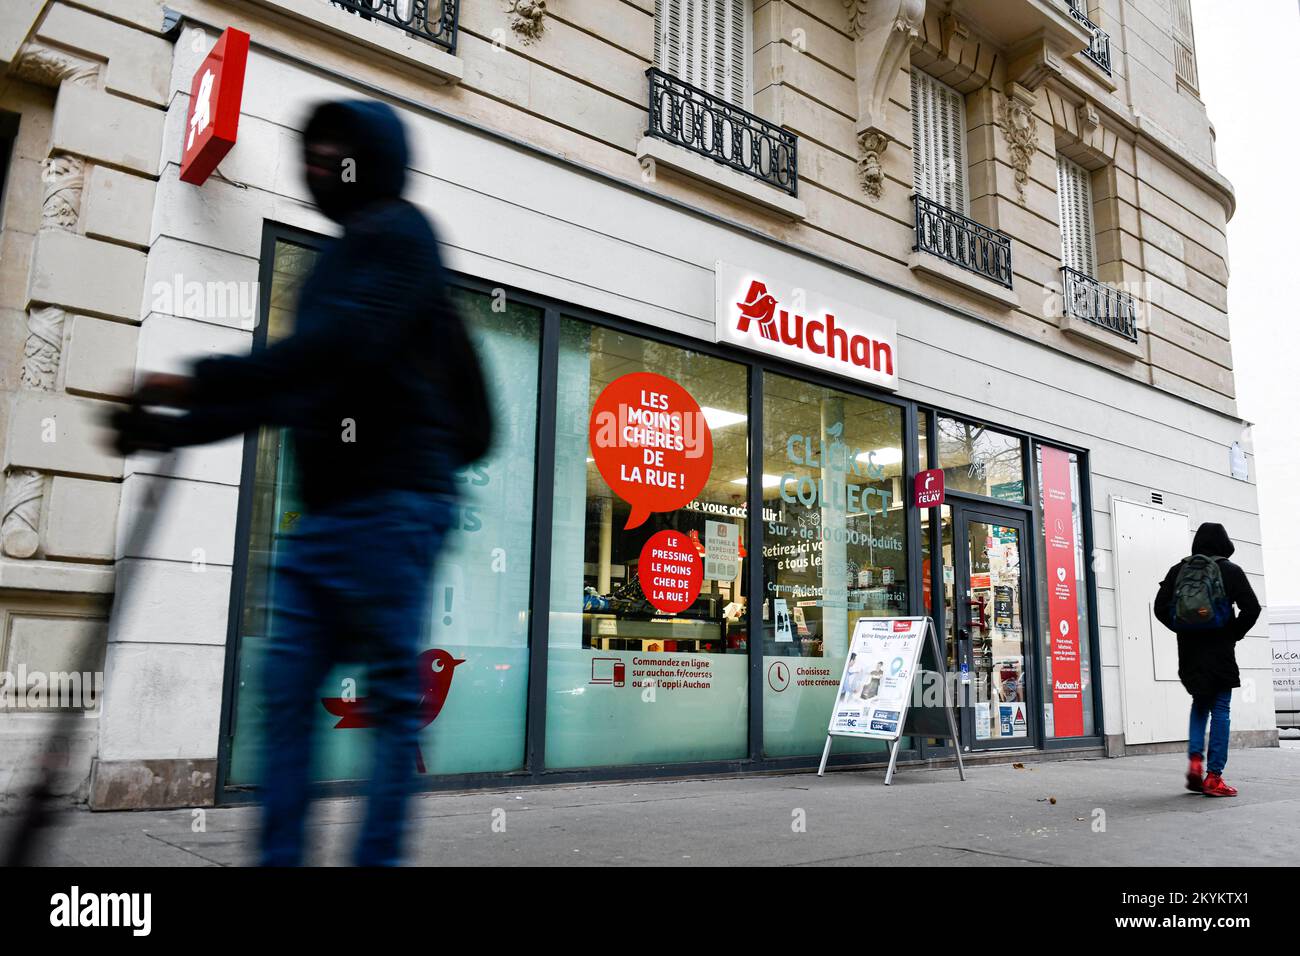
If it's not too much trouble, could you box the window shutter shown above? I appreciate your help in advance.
[1056,155,1097,276]
[1171,0,1198,90]
[910,69,968,213]
[655,0,749,108]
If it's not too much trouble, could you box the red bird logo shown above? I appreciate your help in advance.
[735,280,779,341]
[321,648,465,774]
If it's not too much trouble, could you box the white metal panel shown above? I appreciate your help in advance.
[1111,497,1191,744]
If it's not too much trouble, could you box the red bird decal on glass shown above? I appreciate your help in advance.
[321,648,465,773]
[735,280,780,341]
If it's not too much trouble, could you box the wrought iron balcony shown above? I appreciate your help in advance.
[1065,0,1111,74]
[913,194,1013,289]
[329,0,458,54]
[1061,266,1138,342]
[645,68,798,197]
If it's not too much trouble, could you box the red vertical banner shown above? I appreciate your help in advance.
[1042,447,1083,737]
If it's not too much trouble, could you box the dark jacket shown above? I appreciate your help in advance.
[171,100,490,509]
[1154,522,1261,697]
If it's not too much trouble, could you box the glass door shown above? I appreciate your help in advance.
[950,509,1036,750]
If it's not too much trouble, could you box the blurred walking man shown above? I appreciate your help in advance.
[1154,522,1261,798]
[113,99,492,864]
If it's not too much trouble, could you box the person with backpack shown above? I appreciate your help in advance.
[111,99,493,864]
[1154,522,1261,797]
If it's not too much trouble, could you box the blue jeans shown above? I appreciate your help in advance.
[259,489,455,866]
[1188,690,1232,775]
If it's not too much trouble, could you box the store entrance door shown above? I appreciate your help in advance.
[945,507,1037,750]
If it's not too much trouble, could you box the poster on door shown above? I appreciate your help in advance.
[827,617,927,740]
[1042,446,1083,736]
[703,519,740,580]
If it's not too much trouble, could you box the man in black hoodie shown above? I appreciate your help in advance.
[1154,523,1261,797]
[114,100,490,864]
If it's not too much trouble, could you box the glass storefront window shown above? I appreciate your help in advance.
[228,240,541,781]
[546,320,750,768]
[1035,445,1095,737]
[936,417,1025,501]
[761,372,907,757]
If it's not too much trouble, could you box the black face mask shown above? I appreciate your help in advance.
[303,142,354,221]
[301,101,409,223]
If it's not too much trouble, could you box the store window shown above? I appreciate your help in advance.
[1035,445,1095,737]
[761,372,907,757]
[936,416,1025,501]
[228,238,541,782]
[546,320,750,768]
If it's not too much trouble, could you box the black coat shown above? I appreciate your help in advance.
[170,100,491,509]
[1154,523,1261,697]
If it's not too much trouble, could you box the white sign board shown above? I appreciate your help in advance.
[827,617,927,740]
[715,261,899,390]
[703,519,740,581]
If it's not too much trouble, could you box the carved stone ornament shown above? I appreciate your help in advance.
[845,0,925,40]
[508,0,546,44]
[846,0,925,199]
[11,43,99,88]
[2,48,99,561]
[20,307,66,392]
[999,84,1039,204]
[40,155,84,231]
[1,468,45,559]
[844,1,871,38]
[1077,100,1100,136]
[857,129,890,200]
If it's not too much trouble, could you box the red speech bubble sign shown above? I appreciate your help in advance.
[588,372,714,530]
[639,530,703,615]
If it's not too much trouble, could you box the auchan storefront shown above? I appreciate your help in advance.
[214,233,1103,797]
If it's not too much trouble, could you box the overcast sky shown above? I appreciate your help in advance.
[1192,0,1300,609]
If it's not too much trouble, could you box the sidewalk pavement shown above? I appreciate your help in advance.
[15,740,1300,866]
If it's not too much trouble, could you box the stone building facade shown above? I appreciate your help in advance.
[0,0,1270,809]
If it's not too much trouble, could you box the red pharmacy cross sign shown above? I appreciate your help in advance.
[179,27,250,185]
[914,468,944,508]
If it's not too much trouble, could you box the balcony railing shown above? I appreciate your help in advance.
[645,67,798,197]
[329,0,458,54]
[913,194,1013,289]
[1061,266,1138,342]
[1065,0,1112,74]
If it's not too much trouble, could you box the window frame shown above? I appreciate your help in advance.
[910,68,970,215]
[1057,154,1099,277]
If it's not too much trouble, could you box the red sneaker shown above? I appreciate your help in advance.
[1185,754,1204,793]
[1202,772,1238,797]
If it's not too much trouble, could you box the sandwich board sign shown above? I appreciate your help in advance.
[817,616,966,785]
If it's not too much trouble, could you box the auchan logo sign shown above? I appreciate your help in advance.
[714,261,898,390]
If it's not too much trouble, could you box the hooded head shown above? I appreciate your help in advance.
[1192,522,1234,559]
[302,99,409,222]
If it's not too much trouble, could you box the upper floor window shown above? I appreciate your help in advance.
[1056,155,1097,276]
[911,69,968,214]
[1171,0,1198,91]
[654,0,750,108]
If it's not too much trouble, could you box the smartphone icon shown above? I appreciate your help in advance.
[613,661,626,687]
